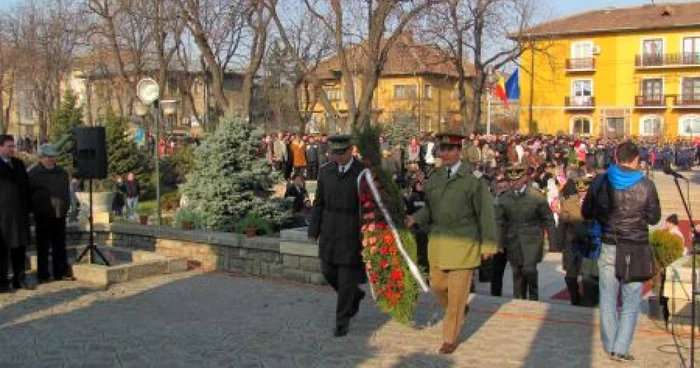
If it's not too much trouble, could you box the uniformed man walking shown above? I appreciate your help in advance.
[407,133,498,355]
[308,135,365,337]
[495,165,554,301]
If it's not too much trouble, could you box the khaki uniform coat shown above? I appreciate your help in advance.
[413,161,499,270]
[495,186,554,270]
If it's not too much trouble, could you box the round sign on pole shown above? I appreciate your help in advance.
[137,78,160,105]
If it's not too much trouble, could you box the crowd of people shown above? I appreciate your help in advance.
[298,130,692,360]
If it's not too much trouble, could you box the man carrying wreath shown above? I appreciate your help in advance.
[406,132,499,355]
[308,134,365,338]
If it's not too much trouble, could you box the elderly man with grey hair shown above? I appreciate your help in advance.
[29,144,74,283]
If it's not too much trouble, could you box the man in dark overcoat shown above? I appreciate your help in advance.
[495,165,554,301]
[308,135,365,337]
[0,134,33,292]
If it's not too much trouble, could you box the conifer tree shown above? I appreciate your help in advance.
[182,116,290,231]
[104,109,151,187]
[50,90,83,170]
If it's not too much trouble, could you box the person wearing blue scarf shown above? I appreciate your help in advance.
[583,142,661,363]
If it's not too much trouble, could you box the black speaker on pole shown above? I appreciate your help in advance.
[72,126,110,266]
[73,126,107,180]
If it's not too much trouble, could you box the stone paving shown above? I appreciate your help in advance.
[0,270,685,368]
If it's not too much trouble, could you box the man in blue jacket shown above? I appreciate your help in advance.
[582,141,660,362]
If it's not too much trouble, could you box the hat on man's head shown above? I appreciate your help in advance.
[574,177,592,192]
[667,214,679,226]
[435,132,465,148]
[505,164,527,180]
[38,143,58,157]
[328,134,353,151]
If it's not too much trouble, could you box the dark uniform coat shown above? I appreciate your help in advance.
[495,186,554,270]
[308,159,364,266]
[0,157,30,249]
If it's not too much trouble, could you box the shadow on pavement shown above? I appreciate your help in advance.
[0,271,404,366]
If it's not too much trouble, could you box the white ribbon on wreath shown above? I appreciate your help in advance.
[357,168,430,298]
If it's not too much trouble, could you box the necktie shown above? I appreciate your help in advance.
[447,167,452,178]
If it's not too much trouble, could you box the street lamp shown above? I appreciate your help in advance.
[161,99,178,134]
[136,78,163,226]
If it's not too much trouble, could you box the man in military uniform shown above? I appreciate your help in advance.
[495,165,554,301]
[407,133,498,355]
[308,135,365,337]
[559,177,599,306]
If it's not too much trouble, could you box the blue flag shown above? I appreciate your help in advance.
[505,69,520,100]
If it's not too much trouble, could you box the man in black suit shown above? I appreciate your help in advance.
[308,135,365,337]
[0,135,34,292]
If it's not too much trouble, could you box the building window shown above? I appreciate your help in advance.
[394,85,417,100]
[325,88,342,101]
[640,115,662,136]
[642,38,664,66]
[682,77,700,102]
[571,79,593,105]
[683,36,700,64]
[570,116,592,135]
[423,84,432,99]
[679,115,700,136]
[571,41,594,58]
[641,78,663,98]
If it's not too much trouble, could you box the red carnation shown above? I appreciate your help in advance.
[369,273,378,284]
[380,247,389,255]
[391,269,403,281]
[380,259,389,269]
[382,233,394,244]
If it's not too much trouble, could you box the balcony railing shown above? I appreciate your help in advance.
[565,96,595,109]
[635,53,700,68]
[566,58,595,71]
[635,95,666,108]
[674,94,700,107]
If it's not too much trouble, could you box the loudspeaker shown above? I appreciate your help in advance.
[73,127,107,179]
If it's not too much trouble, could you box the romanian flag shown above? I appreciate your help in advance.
[493,74,509,107]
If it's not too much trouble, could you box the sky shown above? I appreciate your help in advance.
[551,0,697,17]
[0,0,694,17]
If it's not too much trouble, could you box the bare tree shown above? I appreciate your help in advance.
[241,2,271,122]
[267,0,440,131]
[87,0,152,116]
[264,2,333,132]
[177,0,247,116]
[4,0,81,137]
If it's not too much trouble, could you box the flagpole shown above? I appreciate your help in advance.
[487,92,492,136]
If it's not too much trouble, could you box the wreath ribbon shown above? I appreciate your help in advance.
[358,169,430,295]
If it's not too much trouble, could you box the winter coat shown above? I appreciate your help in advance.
[496,186,554,270]
[412,161,499,270]
[28,163,71,218]
[290,141,307,168]
[0,157,30,249]
[308,159,364,266]
[305,143,319,163]
[582,165,660,249]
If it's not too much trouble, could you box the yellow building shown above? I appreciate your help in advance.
[307,33,476,133]
[514,2,700,138]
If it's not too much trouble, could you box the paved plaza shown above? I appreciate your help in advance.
[0,170,696,368]
[0,270,686,368]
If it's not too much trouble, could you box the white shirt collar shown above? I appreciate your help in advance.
[339,158,353,173]
[446,161,461,176]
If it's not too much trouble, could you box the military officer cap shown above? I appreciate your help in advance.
[435,132,465,148]
[505,164,527,180]
[574,177,592,192]
[328,134,353,151]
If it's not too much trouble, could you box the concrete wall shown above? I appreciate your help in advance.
[65,223,326,285]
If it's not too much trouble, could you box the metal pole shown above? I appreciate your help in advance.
[153,101,161,226]
[487,93,492,136]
